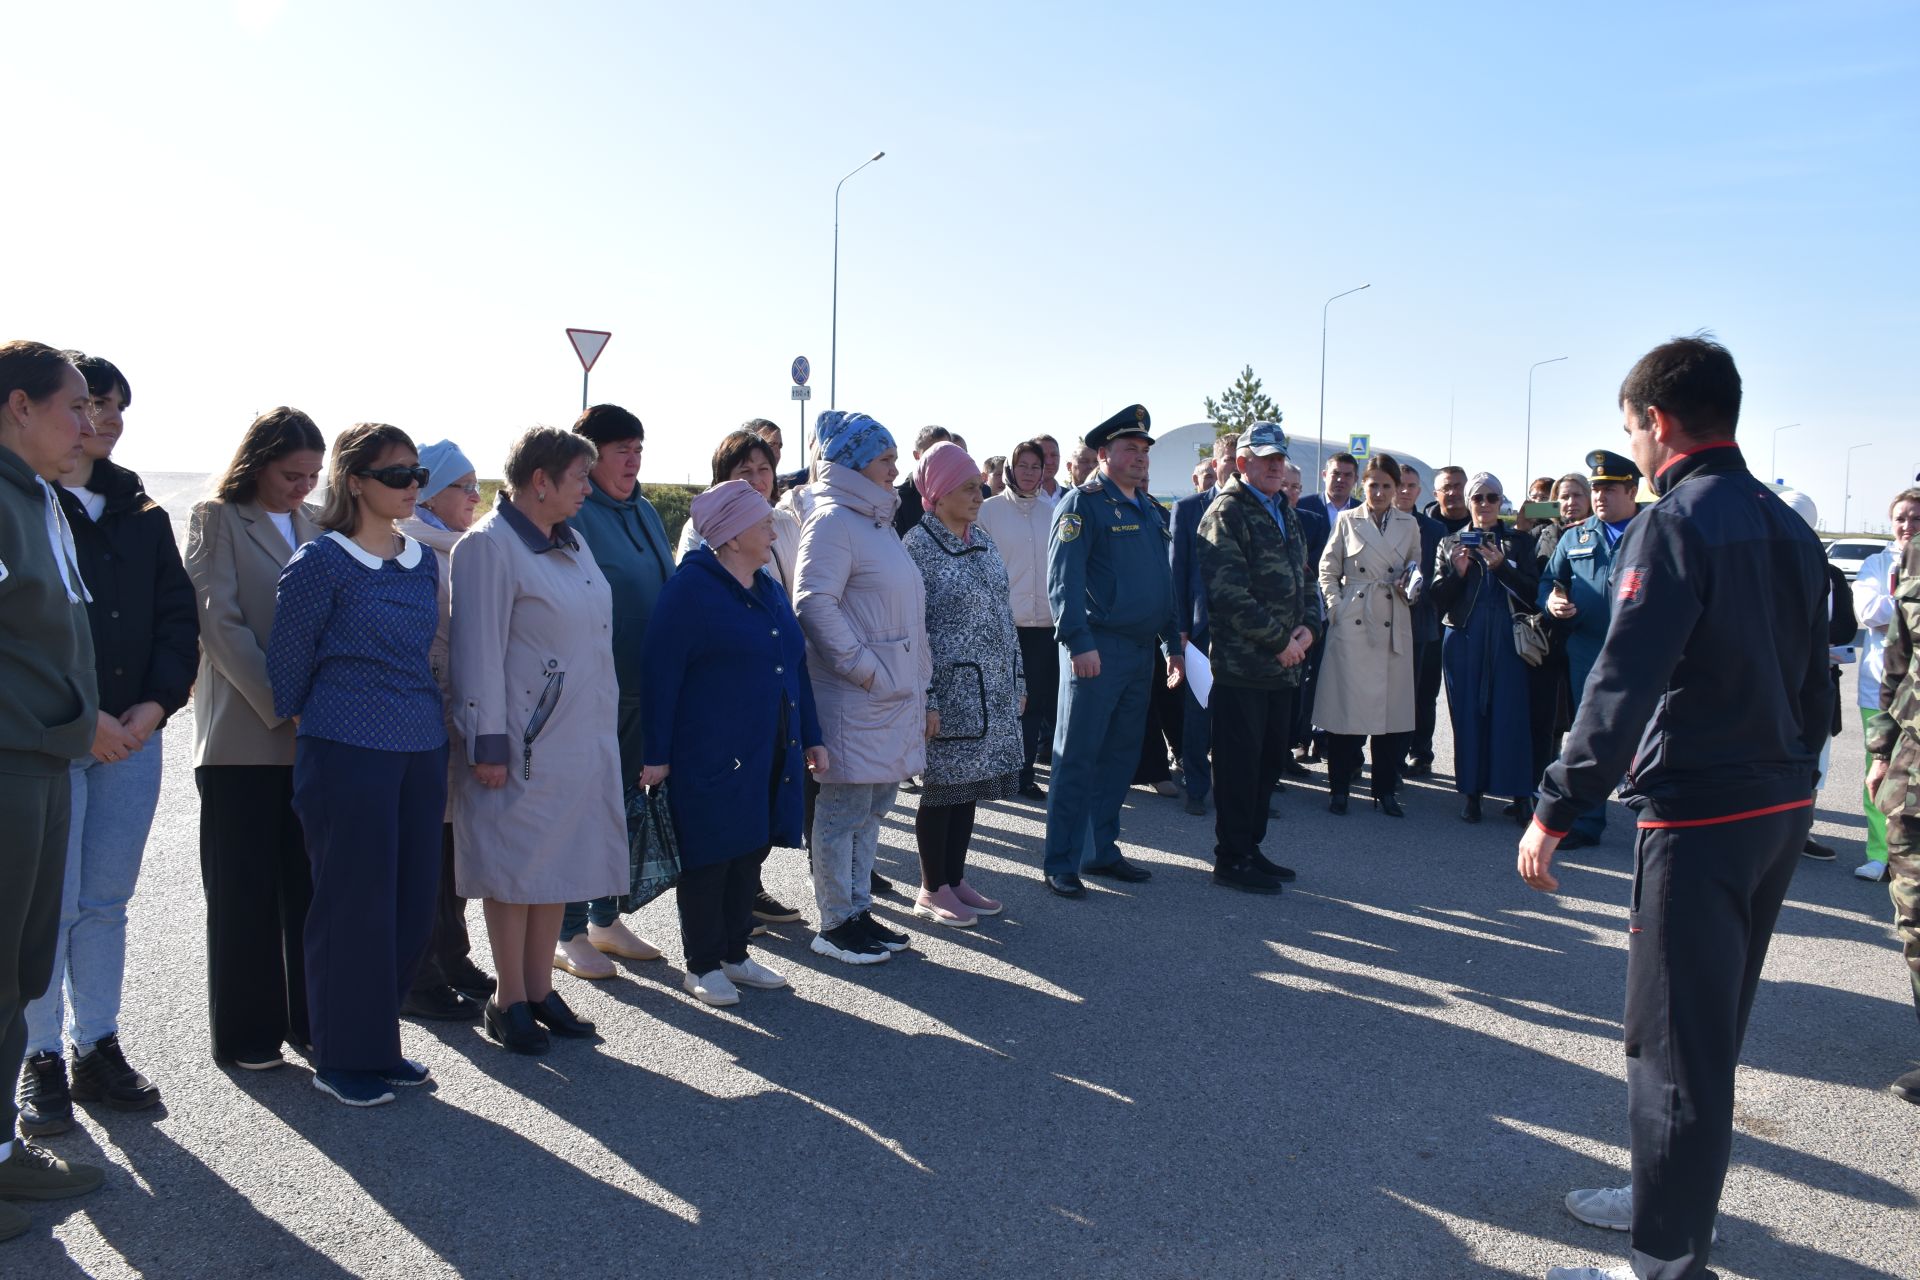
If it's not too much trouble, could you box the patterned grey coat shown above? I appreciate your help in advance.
[903,513,1026,799]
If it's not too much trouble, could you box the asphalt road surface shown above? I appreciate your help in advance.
[12,676,1917,1279]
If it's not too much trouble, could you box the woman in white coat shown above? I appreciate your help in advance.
[976,439,1057,799]
[450,428,626,1054]
[793,412,930,967]
[1316,454,1421,817]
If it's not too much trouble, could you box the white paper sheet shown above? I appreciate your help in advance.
[1183,640,1213,709]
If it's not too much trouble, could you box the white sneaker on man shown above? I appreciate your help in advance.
[722,957,788,990]
[553,935,616,980]
[1856,859,1890,881]
[1544,1266,1633,1280]
[682,969,740,1007]
[1565,1184,1716,1240]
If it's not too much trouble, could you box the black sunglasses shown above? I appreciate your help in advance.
[356,465,430,490]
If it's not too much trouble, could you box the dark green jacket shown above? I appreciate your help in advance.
[0,444,99,775]
[1196,476,1321,689]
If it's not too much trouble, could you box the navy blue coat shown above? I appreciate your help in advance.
[1169,486,1217,649]
[1408,509,1446,644]
[1293,502,1331,592]
[641,548,823,869]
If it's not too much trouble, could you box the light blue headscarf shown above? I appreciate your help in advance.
[817,410,895,471]
[417,439,476,502]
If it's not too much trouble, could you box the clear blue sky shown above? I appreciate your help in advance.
[13,1,1917,528]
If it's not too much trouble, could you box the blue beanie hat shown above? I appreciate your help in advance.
[819,411,895,471]
[416,439,477,502]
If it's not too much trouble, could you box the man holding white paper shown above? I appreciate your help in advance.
[1195,423,1320,895]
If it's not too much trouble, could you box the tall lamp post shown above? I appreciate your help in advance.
[1768,423,1800,485]
[1844,442,1875,533]
[1524,356,1568,486]
[1315,283,1370,481]
[830,150,886,411]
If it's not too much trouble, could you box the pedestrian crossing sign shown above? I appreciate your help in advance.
[1349,434,1370,459]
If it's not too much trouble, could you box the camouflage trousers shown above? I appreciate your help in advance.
[1891,814,1920,1021]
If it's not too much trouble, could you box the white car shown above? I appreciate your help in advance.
[1827,537,1894,581]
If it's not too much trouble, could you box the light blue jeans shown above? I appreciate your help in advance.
[25,730,165,1055]
[809,782,897,931]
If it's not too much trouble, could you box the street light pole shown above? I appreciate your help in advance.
[1769,423,1801,484]
[1524,356,1568,486]
[830,150,886,412]
[1844,442,1875,533]
[1315,283,1370,481]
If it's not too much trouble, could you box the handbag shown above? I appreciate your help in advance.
[1503,583,1552,667]
[618,782,682,913]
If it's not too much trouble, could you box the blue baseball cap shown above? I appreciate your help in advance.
[1239,421,1289,458]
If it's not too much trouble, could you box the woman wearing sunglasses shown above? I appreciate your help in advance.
[266,425,447,1107]
[1430,472,1542,824]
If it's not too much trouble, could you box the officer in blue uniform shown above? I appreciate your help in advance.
[1537,449,1643,848]
[1043,405,1185,897]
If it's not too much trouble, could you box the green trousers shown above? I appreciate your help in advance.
[1863,706,1890,864]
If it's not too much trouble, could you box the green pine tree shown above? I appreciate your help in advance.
[1203,365,1283,437]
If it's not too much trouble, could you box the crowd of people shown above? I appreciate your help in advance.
[0,334,1914,1279]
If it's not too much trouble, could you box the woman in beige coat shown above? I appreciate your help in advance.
[793,412,929,967]
[186,408,325,1069]
[1316,454,1421,817]
[450,428,625,1055]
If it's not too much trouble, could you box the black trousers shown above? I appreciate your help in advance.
[1623,804,1808,1279]
[1527,652,1569,786]
[1291,641,1327,751]
[197,765,313,1062]
[1133,651,1180,785]
[915,801,976,889]
[1326,732,1409,800]
[0,771,70,1137]
[676,852,760,975]
[410,823,480,994]
[1016,627,1059,789]
[1409,639,1442,765]
[1210,683,1294,868]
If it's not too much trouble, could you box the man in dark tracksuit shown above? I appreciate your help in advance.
[1520,338,1830,1280]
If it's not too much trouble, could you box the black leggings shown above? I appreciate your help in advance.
[1326,732,1409,800]
[914,801,976,891]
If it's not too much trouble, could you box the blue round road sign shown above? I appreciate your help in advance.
[792,356,810,386]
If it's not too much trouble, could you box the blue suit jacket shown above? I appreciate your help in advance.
[1295,493,1357,528]
[1170,486,1218,650]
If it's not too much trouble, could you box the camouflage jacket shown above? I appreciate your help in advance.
[1866,540,1920,817]
[1196,476,1322,689]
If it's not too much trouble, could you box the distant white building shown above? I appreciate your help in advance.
[1148,422,1436,500]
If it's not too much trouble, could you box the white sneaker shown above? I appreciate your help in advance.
[587,920,662,960]
[1545,1266,1633,1280]
[722,957,788,990]
[1564,1185,1632,1231]
[1856,859,1890,881]
[1565,1184,1717,1241]
[682,969,740,1007]
[553,935,616,979]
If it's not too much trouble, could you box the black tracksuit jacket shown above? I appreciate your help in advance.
[1535,443,1830,833]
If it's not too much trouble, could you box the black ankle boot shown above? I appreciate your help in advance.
[1375,793,1406,818]
[1461,794,1483,823]
[1328,793,1349,815]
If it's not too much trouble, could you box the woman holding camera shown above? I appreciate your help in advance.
[1430,472,1541,824]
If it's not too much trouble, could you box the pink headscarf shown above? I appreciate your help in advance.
[691,479,770,550]
[915,441,982,511]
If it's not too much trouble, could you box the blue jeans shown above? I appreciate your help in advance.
[26,730,165,1055]
[810,782,897,931]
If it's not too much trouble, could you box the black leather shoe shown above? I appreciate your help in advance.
[1404,758,1433,779]
[1249,852,1297,882]
[1083,857,1151,883]
[1374,793,1406,818]
[17,1051,73,1136]
[870,870,895,897]
[1559,831,1596,851]
[1501,799,1522,818]
[483,1000,549,1055]
[444,959,496,1002]
[1045,873,1086,898]
[1511,796,1535,827]
[1893,1065,1920,1105]
[1018,782,1047,800]
[1212,859,1281,895]
[1328,794,1349,816]
[1462,795,1483,823]
[70,1034,160,1111]
[529,991,596,1038]
[1280,756,1311,778]
[403,983,482,1022]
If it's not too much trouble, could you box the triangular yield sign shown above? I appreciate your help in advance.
[566,328,611,371]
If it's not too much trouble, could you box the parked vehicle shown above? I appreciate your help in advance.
[1827,536,1894,580]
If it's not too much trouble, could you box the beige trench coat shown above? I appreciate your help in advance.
[1315,506,1420,735]
[448,509,626,904]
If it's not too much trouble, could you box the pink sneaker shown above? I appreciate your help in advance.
[912,885,977,928]
[951,878,1002,916]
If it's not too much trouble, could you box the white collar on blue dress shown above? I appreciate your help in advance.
[325,529,424,570]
